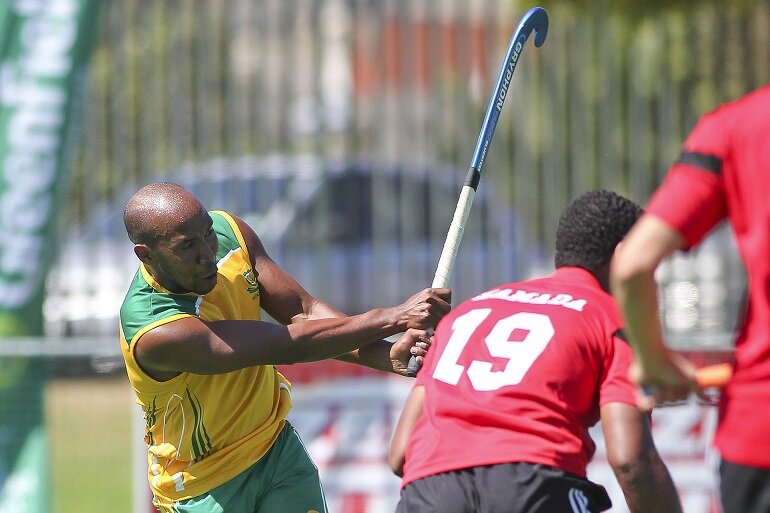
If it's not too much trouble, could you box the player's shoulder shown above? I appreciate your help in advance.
[120,268,146,316]
[725,84,770,109]
[702,84,770,124]
[209,210,235,235]
[120,270,200,346]
[208,210,246,256]
[121,269,199,314]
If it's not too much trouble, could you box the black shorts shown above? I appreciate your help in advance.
[395,462,611,513]
[720,458,770,513]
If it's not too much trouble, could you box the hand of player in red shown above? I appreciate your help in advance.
[630,352,698,410]
[631,354,733,410]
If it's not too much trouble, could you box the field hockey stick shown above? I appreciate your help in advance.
[406,7,549,378]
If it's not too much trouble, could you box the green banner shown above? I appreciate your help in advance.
[0,0,101,510]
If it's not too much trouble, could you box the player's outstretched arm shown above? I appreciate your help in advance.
[233,213,449,376]
[133,289,449,380]
[601,402,683,513]
[611,215,697,408]
[388,385,425,477]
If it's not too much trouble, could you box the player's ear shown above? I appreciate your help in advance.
[134,244,152,263]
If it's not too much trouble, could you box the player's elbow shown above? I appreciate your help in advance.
[606,436,648,480]
[609,452,645,486]
[609,449,683,513]
[608,445,659,492]
[387,445,405,477]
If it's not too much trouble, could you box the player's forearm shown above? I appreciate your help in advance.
[611,215,686,368]
[298,301,398,372]
[273,288,448,369]
[611,268,670,367]
[388,386,424,476]
[141,313,404,376]
[335,341,396,373]
[615,454,683,513]
[283,308,403,364]
[603,405,681,512]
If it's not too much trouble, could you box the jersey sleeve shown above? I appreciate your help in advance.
[647,110,728,249]
[598,331,637,407]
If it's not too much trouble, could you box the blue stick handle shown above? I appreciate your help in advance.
[405,7,548,379]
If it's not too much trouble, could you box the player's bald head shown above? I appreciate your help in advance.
[124,182,205,246]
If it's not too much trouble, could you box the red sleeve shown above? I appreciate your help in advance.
[598,334,637,407]
[647,110,728,249]
[647,165,726,248]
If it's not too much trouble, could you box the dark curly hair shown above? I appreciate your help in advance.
[554,190,643,272]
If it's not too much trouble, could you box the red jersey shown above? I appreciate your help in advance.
[647,84,770,468]
[401,267,636,487]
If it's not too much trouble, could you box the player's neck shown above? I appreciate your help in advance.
[593,264,610,293]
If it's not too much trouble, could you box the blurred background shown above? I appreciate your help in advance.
[0,0,763,511]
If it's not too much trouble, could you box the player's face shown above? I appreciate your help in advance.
[151,211,219,295]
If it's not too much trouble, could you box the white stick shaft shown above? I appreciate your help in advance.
[432,185,477,288]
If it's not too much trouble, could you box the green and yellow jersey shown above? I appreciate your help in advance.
[119,210,292,506]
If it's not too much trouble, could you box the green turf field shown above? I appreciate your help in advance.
[46,376,135,513]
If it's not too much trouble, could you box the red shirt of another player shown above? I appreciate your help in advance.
[401,267,636,487]
[647,84,770,468]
